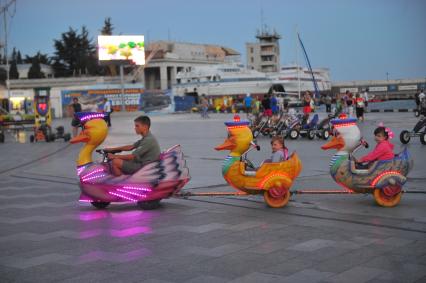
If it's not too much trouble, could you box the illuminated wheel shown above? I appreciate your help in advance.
[262,175,292,208]
[138,200,161,210]
[399,130,410,144]
[373,186,402,207]
[91,202,110,209]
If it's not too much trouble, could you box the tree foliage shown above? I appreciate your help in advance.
[101,17,114,35]
[52,26,100,77]
[9,59,19,79]
[27,54,45,79]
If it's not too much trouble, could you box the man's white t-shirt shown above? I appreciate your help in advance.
[103,100,112,113]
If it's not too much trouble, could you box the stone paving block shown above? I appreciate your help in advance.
[377,237,415,247]
[375,263,426,282]
[186,275,229,283]
[0,253,72,269]
[259,256,316,276]
[280,268,335,283]
[327,266,387,283]
[249,240,287,254]
[287,239,336,252]
[188,243,252,257]
[230,271,287,283]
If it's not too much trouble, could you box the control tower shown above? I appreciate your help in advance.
[246,28,281,73]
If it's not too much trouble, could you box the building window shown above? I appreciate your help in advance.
[250,57,254,63]
[250,47,254,53]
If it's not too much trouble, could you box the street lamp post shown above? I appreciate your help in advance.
[386,72,389,100]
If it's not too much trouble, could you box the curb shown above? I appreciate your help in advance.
[369,109,416,113]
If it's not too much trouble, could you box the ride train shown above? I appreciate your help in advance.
[71,112,414,210]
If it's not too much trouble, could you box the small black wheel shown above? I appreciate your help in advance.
[49,134,56,142]
[399,130,411,144]
[289,129,299,139]
[137,200,161,210]
[322,130,330,140]
[91,202,110,209]
[0,133,4,143]
[63,133,71,142]
[30,135,35,143]
[307,130,315,140]
[420,133,426,145]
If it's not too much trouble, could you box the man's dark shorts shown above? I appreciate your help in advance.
[71,118,80,127]
[122,160,143,175]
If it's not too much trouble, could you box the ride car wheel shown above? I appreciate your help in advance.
[138,200,161,210]
[373,186,402,207]
[399,130,410,144]
[322,130,330,140]
[289,129,299,139]
[91,202,110,209]
[308,130,315,140]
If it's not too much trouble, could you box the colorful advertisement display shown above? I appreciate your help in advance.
[61,88,171,117]
[98,35,145,65]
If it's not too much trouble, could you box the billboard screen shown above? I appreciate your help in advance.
[98,35,145,65]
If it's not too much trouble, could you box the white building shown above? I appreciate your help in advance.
[140,41,240,90]
[0,63,54,79]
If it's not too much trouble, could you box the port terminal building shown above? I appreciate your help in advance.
[331,78,426,100]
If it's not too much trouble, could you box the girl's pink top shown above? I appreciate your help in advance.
[360,140,394,162]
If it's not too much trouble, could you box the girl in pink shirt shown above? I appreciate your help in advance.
[360,126,395,163]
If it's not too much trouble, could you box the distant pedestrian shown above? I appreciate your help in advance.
[262,94,272,116]
[303,91,312,115]
[325,94,332,113]
[270,94,279,114]
[253,98,261,115]
[69,97,82,137]
[345,91,354,117]
[355,93,365,122]
[276,94,284,113]
[103,98,112,127]
[244,93,253,114]
[200,94,210,118]
[363,88,369,112]
[414,90,421,109]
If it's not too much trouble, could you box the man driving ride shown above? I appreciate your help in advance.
[105,115,160,176]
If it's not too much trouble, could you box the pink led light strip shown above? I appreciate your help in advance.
[109,191,137,202]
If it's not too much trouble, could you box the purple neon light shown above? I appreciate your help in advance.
[80,113,105,122]
[117,189,147,198]
[82,173,107,182]
[82,168,105,179]
[77,166,88,176]
[109,191,137,202]
[123,186,152,192]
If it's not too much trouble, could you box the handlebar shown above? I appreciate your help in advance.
[96,149,122,154]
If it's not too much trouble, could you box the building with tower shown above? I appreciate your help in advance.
[246,28,281,73]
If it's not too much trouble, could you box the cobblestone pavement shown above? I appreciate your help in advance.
[0,112,425,282]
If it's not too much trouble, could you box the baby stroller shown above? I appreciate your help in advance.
[400,115,426,145]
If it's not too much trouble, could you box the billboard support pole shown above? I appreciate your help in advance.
[120,64,125,111]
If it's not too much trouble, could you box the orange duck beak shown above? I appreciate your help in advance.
[321,135,345,150]
[70,131,90,144]
[215,137,236,151]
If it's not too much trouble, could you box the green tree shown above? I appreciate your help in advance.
[9,59,19,79]
[52,26,100,77]
[16,51,23,64]
[101,17,114,35]
[28,57,45,79]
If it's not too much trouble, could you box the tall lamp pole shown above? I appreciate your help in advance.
[1,0,15,110]
[386,72,389,100]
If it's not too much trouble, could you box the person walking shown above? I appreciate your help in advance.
[69,97,82,137]
[262,94,272,116]
[200,94,210,119]
[362,88,369,112]
[103,98,113,127]
[244,93,253,115]
[355,93,365,122]
[325,94,332,113]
